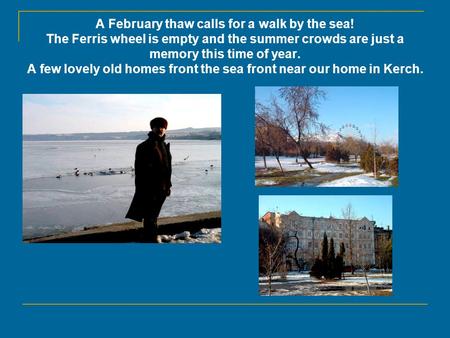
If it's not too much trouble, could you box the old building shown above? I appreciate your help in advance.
[261,211,377,270]
[374,226,392,270]
[260,211,281,228]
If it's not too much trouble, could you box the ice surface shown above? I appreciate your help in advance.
[23,140,221,238]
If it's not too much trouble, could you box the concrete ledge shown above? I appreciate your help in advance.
[26,211,221,243]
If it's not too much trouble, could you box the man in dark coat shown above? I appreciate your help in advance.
[126,117,172,243]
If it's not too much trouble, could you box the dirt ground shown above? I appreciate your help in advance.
[259,271,392,296]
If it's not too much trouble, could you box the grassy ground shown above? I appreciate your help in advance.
[376,176,398,187]
[256,168,362,187]
[256,163,398,187]
[390,177,399,186]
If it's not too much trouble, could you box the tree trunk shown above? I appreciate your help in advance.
[303,155,314,169]
[363,268,371,295]
[275,155,284,174]
[268,275,272,296]
[267,254,272,296]
[289,233,302,271]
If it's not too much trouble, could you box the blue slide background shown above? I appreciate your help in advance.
[2,0,448,336]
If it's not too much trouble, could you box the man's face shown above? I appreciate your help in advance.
[152,126,166,137]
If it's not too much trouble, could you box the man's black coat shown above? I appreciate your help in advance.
[126,132,172,222]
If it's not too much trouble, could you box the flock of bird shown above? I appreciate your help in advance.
[55,156,215,178]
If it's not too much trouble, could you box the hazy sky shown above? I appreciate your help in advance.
[255,86,398,144]
[259,195,392,229]
[23,94,221,134]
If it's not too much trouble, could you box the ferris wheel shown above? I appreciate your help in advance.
[337,123,364,141]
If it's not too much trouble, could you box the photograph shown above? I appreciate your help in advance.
[23,94,221,243]
[255,86,398,187]
[259,195,393,296]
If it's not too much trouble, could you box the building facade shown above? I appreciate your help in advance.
[261,211,377,269]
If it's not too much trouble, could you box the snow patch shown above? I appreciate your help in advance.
[318,174,392,187]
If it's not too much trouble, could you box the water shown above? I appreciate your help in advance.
[23,140,221,239]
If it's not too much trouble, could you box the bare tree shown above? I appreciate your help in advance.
[362,262,372,295]
[273,87,327,169]
[286,231,304,271]
[255,117,269,169]
[259,225,286,295]
[341,137,365,162]
[372,122,378,177]
[341,203,356,274]
[354,253,373,295]
[255,103,289,173]
[378,141,398,158]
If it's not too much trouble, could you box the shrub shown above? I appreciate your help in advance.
[310,257,324,278]
[310,233,345,280]
[360,144,383,174]
[389,157,398,176]
[325,144,350,163]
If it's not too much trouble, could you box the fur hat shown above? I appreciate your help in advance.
[150,117,168,129]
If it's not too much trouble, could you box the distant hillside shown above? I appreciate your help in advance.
[23,127,221,141]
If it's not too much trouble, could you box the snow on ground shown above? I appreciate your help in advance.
[318,173,392,187]
[256,179,278,186]
[259,271,392,296]
[159,228,221,244]
[255,156,394,187]
[314,162,363,173]
[255,156,324,172]
[264,274,391,287]
[255,156,363,174]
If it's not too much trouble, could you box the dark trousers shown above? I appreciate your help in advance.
[142,195,166,243]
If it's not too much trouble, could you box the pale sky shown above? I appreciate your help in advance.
[256,87,398,144]
[23,94,221,134]
[259,195,393,229]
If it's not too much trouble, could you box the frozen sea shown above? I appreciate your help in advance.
[23,140,221,239]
